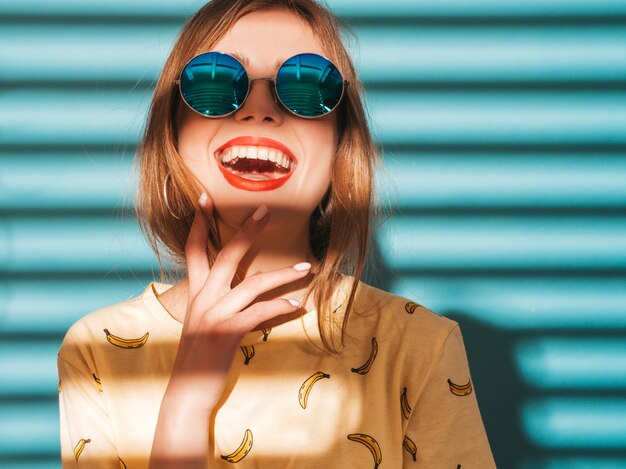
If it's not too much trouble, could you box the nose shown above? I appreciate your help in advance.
[235,78,284,124]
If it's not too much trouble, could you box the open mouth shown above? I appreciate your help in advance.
[215,145,296,191]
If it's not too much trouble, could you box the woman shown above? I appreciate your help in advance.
[57,0,497,467]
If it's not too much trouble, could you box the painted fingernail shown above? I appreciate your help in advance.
[252,204,268,221]
[293,262,311,271]
[198,192,208,207]
[287,298,301,307]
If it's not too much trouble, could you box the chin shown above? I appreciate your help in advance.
[211,196,315,229]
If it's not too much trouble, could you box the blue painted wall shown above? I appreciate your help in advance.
[1,1,626,467]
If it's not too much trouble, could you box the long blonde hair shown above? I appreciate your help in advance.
[133,0,390,354]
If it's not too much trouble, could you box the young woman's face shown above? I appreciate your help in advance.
[176,8,339,230]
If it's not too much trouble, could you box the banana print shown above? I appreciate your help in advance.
[347,433,382,468]
[103,328,149,349]
[298,371,330,409]
[241,345,255,365]
[93,373,103,392]
[448,378,473,396]
[119,457,128,468]
[351,337,378,375]
[221,428,253,463]
[402,435,417,461]
[262,327,272,341]
[400,386,412,419]
[73,438,91,461]
[58,379,62,393]
[404,301,421,314]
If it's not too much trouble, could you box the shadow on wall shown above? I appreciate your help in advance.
[446,311,526,469]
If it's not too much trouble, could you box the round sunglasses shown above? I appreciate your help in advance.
[173,51,350,119]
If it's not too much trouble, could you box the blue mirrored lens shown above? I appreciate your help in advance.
[276,53,344,117]
[179,52,248,116]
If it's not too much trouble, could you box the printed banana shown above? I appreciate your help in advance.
[73,438,91,461]
[103,328,149,349]
[298,371,330,409]
[262,327,272,341]
[221,428,253,463]
[400,386,412,419]
[351,337,378,375]
[347,433,382,468]
[93,373,103,392]
[241,345,255,365]
[403,435,417,461]
[448,378,473,396]
[404,301,420,314]
[58,379,62,393]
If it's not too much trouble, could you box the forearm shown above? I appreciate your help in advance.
[148,335,238,467]
[148,389,215,468]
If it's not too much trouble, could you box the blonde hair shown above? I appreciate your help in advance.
[133,0,391,354]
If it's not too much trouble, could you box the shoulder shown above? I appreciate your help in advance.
[65,289,151,338]
[346,277,459,350]
[57,283,156,363]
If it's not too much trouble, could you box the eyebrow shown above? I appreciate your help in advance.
[229,52,285,71]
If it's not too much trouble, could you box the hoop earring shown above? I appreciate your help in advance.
[163,172,182,220]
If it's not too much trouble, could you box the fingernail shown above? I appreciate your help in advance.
[287,298,301,307]
[198,192,208,207]
[293,262,311,271]
[252,204,268,221]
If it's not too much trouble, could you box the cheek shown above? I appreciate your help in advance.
[306,118,338,169]
[176,108,220,177]
[294,121,337,201]
[301,115,338,155]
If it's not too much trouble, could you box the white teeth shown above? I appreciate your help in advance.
[223,148,233,162]
[257,148,268,160]
[239,146,250,159]
[219,145,294,170]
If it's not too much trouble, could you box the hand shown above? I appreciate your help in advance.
[165,192,312,411]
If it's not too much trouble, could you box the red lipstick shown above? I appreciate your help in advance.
[215,136,297,192]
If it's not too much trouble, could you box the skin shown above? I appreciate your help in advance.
[149,8,341,467]
[158,7,339,329]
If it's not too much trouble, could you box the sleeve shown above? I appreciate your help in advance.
[402,324,497,468]
[57,332,120,469]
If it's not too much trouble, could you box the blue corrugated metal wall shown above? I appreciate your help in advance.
[1,1,626,467]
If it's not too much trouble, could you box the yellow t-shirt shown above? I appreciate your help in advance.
[57,274,496,468]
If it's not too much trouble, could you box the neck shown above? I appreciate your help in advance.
[157,213,320,326]
[220,215,319,287]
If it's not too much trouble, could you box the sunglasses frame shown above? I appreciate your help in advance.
[173,51,350,119]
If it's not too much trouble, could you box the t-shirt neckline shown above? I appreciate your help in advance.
[140,279,348,348]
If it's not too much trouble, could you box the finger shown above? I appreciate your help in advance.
[185,193,212,298]
[202,204,269,293]
[213,262,312,315]
[237,297,303,333]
